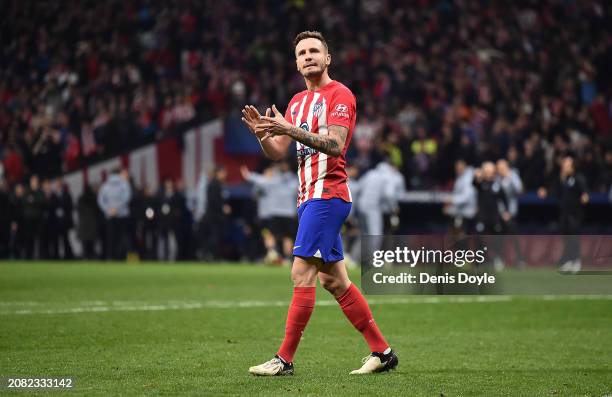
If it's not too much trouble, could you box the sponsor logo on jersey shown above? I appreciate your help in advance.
[330,103,350,119]
[334,104,348,112]
[297,147,318,157]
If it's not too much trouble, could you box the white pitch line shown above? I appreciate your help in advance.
[0,295,611,316]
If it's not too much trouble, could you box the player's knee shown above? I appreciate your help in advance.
[319,276,342,294]
[292,274,316,287]
[291,266,317,287]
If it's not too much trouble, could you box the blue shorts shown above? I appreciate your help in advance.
[293,198,352,263]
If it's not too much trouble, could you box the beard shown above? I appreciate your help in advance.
[301,63,326,78]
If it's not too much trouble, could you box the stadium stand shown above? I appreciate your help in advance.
[0,0,611,260]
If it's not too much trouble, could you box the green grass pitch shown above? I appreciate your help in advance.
[1,263,611,396]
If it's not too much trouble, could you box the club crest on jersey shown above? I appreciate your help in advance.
[299,122,309,131]
[313,101,324,117]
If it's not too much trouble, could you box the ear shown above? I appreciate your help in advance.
[326,53,331,66]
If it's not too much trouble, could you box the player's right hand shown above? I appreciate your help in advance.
[241,105,271,139]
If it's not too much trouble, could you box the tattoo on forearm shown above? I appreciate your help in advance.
[287,125,347,157]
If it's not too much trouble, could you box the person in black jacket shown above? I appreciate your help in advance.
[0,178,13,258]
[473,162,510,234]
[473,161,510,270]
[9,183,26,259]
[40,179,59,259]
[134,185,158,260]
[22,175,45,259]
[54,179,74,260]
[200,166,231,260]
[174,179,193,261]
[538,155,589,272]
[157,178,183,261]
[77,185,100,259]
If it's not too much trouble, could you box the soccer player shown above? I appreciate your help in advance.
[242,31,398,376]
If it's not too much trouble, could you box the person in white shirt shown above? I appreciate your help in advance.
[444,159,477,233]
[241,161,298,263]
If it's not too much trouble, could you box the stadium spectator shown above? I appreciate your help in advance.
[444,159,477,233]
[241,162,298,264]
[473,162,510,234]
[496,158,525,267]
[496,160,523,224]
[2,144,24,185]
[539,155,589,273]
[9,183,25,258]
[173,179,193,260]
[97,168,132,260]
[356,160,405,251]
[379,160,406,237]
[40,179,58,259]
[156,178,182,261]
[0,178,11,258]
[20,175,44,259]
[132,185,158,260]
[54,179,74,260]
[343,165,362,265]
[194,170,208,225]
[473,161,510,269]
[200,166,231,260]
[77,185,100,260]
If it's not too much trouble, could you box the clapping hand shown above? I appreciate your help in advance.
[257,105,293,138]
[241,105,270,140]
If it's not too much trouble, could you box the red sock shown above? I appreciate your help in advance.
[277,286,316,363]
[336,283,389,353]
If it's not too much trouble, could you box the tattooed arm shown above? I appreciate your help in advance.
[285,124,347,157]
[257,104,348,158]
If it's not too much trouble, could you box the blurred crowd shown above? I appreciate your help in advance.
[0,153,598,263]
[1,0,611,192]
[1,0,611,261]
[0,167,218,260]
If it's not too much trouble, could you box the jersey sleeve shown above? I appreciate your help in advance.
[327,88,356,129]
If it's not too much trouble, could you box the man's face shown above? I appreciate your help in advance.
[482,162,496,180]
[455,160,466,176]
[42,180,51,194]
[217,169,227,182]
[164,180,174,193]
[295,38,330,79]
[496,160,509,177]
[561,157,574,174]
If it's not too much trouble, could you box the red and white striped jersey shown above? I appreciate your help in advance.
[284,80,356,207]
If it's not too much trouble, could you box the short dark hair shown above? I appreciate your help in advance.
[293,31,328,52]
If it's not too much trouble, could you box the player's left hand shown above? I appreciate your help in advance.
[258,105,292,137]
